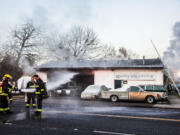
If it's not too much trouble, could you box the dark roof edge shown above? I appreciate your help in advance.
[37,66,164,71]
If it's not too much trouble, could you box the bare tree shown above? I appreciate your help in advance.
[118,47,128,58]
[48,26,100,60]
[98,45,139,60]
[0,48,4,62]
[117,47,139,59]
[5,21,41,65]
[0,54,23,80]
[0,21,42,79]
[98,44,117,60]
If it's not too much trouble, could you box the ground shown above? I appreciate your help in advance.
[0,96,180,135]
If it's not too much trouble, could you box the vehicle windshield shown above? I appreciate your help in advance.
[101,86,109,91]
[85,85,101,92]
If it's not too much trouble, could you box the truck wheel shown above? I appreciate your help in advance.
[146,96,155,104]
[110,95,118,102]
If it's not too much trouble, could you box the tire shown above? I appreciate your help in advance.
[146,96,155,104]
[110,95,118,102]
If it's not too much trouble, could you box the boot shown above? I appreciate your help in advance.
[0,111,4,115]
[5,110,13,114]
[32,105,36,109]
[35,111,41,115]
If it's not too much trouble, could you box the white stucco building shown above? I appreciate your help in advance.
[94,69,163,88]
[36,59,164,92]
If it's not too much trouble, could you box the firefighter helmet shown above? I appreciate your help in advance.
[3,74,12,79]
[33,74,39,78]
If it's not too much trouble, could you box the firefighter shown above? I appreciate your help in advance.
[33,75,46,114]
[26,77,37,108]
[0,74,13,114]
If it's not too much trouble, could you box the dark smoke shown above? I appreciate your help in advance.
[163,22,180,70]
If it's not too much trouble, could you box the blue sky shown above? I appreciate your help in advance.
[0,0,180,58]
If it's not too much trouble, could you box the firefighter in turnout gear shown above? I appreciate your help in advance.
[26,77,37,108]
[0,74,13,114]
[33,75,47,114]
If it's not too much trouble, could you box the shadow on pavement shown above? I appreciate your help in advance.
[25,109,42,120]
[0,109,42,124]
[0,115,9,124]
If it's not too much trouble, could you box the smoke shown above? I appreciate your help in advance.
[163,22,180,70]
[20,58,36,76]
[47,70,78,90]
[46,36,76,61]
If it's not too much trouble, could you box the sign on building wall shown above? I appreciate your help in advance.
[114,72,156,81]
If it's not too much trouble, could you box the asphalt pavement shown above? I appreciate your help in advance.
[0,96,180,135]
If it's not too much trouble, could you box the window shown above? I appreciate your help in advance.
[131,86,140,92]
[114,80,123,89]
[140,85,145,89]
[146,85,153,91]
[154,85,165,91]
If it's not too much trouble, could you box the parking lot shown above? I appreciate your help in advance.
[0,96,180,135]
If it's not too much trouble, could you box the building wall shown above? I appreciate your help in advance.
[94,70,114,88]
[37,69,164,90]
[94,69,164,89]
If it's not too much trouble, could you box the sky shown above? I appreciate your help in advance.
[0,0,180,58]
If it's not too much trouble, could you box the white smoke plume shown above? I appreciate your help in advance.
[163,22,180,70]
[20,58,36,76]
[47,70,78,90]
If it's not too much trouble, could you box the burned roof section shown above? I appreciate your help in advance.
[37,58,163,70]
